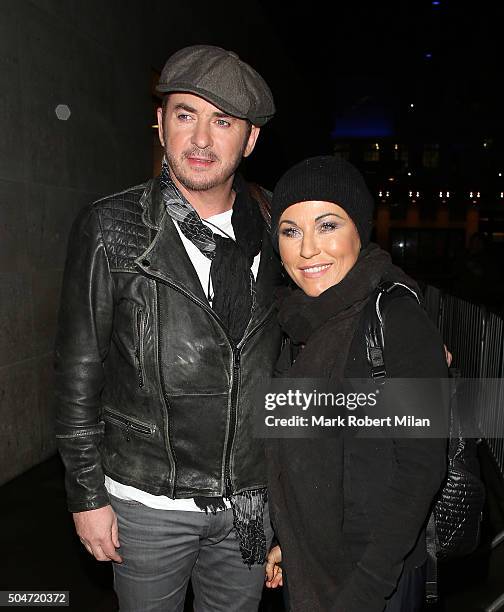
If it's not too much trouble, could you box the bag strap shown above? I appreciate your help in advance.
[363,281,420,381]
[248,183,272,229]
[425,513,439,604]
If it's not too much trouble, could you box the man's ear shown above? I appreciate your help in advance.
[243,125,260,158]
[156,107,165,147]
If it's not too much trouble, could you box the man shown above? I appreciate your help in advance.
[55,45,282,612]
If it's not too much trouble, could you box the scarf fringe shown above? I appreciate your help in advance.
[193,490,268,566]
[230,488,268,567]
[193,496,228,514]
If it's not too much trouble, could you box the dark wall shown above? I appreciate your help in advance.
[0,0,152,485]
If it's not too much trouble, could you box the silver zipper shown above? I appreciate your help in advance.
[103,408,155,440]
[135,308,146,388]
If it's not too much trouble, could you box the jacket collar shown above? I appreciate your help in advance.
[140,177,164,230]
[136,182,208,302]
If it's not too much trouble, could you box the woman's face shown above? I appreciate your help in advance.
[278,200,361,297]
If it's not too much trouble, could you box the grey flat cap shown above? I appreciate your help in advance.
[156,45,275,127]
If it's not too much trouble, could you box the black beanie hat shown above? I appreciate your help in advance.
[271,155,375,250]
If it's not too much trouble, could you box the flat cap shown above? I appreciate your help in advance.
[156,45,275,127]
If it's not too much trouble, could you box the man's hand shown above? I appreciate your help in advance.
[73,505,122,563]
[265,544,283,588]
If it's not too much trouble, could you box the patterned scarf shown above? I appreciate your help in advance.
[160,160,268,566]
[160,159,263,343]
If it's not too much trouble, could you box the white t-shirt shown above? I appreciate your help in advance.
[105,208,261,511]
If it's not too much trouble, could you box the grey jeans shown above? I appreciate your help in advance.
[109,495,273,612]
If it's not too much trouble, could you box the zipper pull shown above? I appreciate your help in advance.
[225,473,233,498]
[136,351,144,388]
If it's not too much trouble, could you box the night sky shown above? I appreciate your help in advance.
[152,1,503,188]
[261,1,503,138]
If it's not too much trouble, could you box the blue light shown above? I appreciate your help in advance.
[432,1,440,5]
[425,53,433,59]
[331,117,394,139]
[330,87,395,139]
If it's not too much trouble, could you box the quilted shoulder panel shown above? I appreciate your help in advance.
[92,184,151,271]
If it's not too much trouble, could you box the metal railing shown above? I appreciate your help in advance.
[424,286,504,611]
[424,286,504,471]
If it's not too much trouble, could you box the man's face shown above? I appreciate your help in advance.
[157,93,260,192]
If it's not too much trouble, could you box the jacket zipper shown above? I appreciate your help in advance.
[103,408,154,441]
[156,283,177,485]
[135,308,146,388]
[150,274,274,496]
[224,347,241,496]
[223,317,274,494]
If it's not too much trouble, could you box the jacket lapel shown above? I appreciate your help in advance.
[136,179,208,303]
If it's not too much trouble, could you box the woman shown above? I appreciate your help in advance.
[264,156,448,611]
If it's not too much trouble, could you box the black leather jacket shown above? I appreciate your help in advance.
[55,176,282,512]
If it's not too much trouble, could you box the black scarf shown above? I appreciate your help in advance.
[160,159,263,343]
[276,243,418,379]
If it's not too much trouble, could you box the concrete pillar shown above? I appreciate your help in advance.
[436,204,450,226]
[406,203,420,225]
[466,205,480,245]
[375,203,390,249]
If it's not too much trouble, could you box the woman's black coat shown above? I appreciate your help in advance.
[267,294,448,612]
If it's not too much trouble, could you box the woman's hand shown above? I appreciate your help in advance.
[265,544,283,588]
[444,344,452,367]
